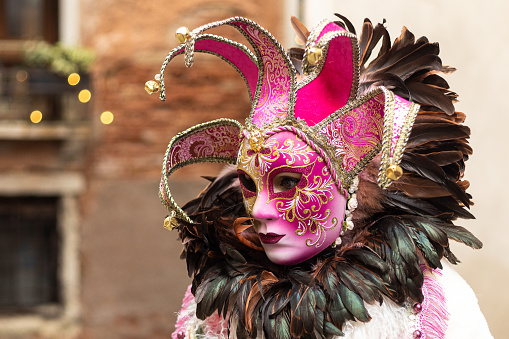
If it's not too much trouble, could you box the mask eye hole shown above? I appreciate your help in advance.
[238,172,256,193]
[273,172,302,193]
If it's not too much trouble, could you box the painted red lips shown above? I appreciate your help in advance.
[258,232,284,244]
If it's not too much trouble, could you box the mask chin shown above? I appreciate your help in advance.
[258,193,346,265]
[263,229,342,265]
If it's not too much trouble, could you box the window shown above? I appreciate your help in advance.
[0,173,83,335]
[0,197,60,314]
[0,0,58,43]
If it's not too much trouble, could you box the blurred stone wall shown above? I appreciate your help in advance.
[79,1,282,338]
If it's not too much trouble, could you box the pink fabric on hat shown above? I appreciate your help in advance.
[391,95,413,154]
[194,39,259,100]
[162,37,258,101]
[295,36,354,126]
[316,21,346,40]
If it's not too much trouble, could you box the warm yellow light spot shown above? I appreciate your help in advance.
[100,111,114,125]
[16,70,28,82]
[68,73,80,86]
[30,110,43,123]
[79,89,91,103]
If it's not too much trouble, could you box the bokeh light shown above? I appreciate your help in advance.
[68,73,80,86]
[16,70,28,82]
[30,110,43,123]
[79,89,91,103]
[100,111,114,125]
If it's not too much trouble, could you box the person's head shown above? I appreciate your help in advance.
[153,16,418,267]
[237,130,347,265]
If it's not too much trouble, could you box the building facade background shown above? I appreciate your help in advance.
[0,0,506,338]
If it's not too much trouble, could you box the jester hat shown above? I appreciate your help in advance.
[146,17,419,224]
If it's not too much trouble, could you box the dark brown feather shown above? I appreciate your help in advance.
[334,13,357,34]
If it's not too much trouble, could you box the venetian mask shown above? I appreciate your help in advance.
[237,130,347,265]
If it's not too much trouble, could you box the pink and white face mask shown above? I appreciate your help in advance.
[237,130,347,265]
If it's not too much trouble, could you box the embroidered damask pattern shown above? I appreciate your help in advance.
[239,23,290,127]
[168,125,240,170]
[272,164,337,247]
[319,93,385,172]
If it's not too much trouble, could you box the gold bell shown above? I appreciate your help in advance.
[307,47,323,66]
[163,213,179,231]
[175,26,191,44]
[385,164,404,181]
[145,80,159,95]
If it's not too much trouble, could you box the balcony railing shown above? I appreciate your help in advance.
[0,66,92,141]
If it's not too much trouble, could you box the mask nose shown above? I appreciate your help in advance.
[251,191,279,222]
